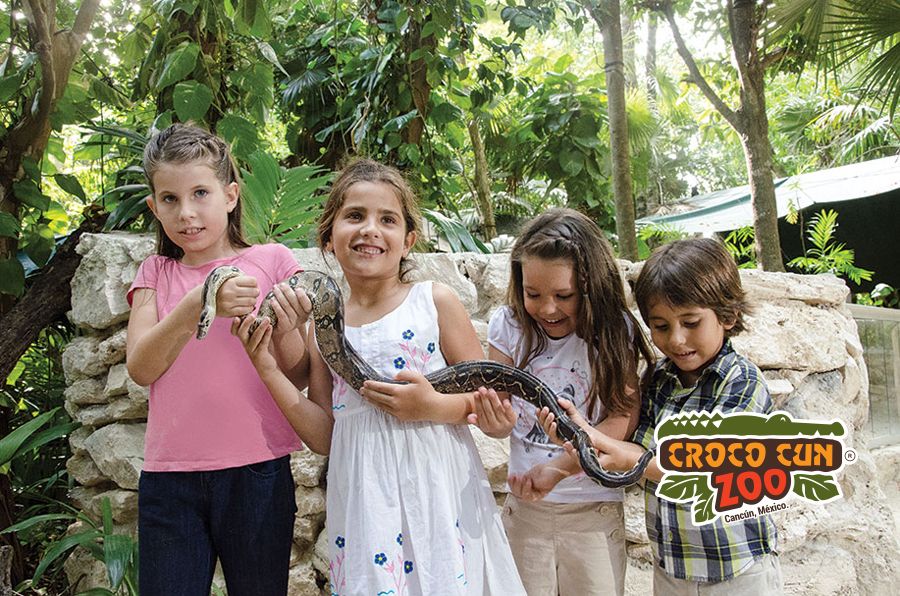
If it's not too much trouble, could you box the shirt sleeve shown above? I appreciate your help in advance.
[487,306,520,361]
[127,256,161,307]
[715,359,773,416]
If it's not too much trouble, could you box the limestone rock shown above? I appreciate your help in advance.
[288,556,326,596]
[408,253,478,313]
[296,486,326,518]
[66,451,107,487]
[65,378,106,406]
[291,449,327,488]
[740,269,849,306]
[734,301,846,371]
[83,423,146,490]
[62,336,106,382]
[70,232,154,329]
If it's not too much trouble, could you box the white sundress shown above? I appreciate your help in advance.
[325,281,525,596]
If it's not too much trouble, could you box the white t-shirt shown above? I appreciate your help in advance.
[488,306,623,503]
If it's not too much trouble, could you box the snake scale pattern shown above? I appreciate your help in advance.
[197,265,653,488]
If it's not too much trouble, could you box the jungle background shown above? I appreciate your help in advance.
[1,0,899,592]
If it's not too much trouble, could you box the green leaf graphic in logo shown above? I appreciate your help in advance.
[658,474,705,501]
[792,473,841,502]
[693,483,716,525]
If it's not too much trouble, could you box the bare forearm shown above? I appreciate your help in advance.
[430,392,474,424]
[273,327,309,390]
[127,288,201,385]
[261,368,333,454]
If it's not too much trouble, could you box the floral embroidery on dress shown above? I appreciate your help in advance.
[329,535,347,596]
[455,519,468,586]
[331,372,348,411]
[393,328,434,373]
[373,535,415,596]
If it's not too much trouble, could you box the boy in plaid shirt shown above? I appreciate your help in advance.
[541,238,782,595]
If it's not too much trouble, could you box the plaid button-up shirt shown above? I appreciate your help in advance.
[633,339,778,583]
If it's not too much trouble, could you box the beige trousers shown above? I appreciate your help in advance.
[501,494,626,596]
[652,552,783,596]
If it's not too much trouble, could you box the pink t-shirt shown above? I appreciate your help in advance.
[127,243,303,471]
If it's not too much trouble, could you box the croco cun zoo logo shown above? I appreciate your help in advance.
[654,411,854,525]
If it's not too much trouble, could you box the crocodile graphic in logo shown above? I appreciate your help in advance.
[653,410,854,525]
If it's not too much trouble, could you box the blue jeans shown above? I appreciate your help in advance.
[138,456,296,596]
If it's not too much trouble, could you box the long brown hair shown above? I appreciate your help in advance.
[507,208,655,418]
[142,123,249,259]
[316,157,422,280]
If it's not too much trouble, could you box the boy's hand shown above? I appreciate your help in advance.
[232,315,276,375]
[361,369,440,422]
[508,462,568,502]
[541,398,647,473]
[217,276,259,318]
[467,387,517,437]
[268,282,312,337]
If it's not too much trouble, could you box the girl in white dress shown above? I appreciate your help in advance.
[253,158,524,595]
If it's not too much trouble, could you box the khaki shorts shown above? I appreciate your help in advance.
[652,552,783,596]
[501,494,626,596]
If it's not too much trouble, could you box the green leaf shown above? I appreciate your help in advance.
[23,232,55,267]
[32,527,102,583]
[0,257,25,297]
[173,80,214,122]
[218,115,259,162]
[0,408,59,467]
[792,473,841,502]
[1,513,77,535]
[558,147,584,176]
[657,474,704,501]
[6,361,25,385]
[155,42,200,90]
[53,173,86,201]
[0,212,20,238]
[104,533,134,589]
[0,72,23,102]
[693,483,717,524]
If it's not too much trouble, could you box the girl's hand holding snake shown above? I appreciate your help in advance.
[267,282,312,338]
[467,387,517,438]
[361,370,442,423]
[232,314,277,376]
[215,275,259,318]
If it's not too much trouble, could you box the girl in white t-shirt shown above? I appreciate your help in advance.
[469,207,655,596]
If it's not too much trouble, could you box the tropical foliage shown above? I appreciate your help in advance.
[2,0,899,590]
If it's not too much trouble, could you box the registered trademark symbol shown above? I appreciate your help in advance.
[845,450,857,463]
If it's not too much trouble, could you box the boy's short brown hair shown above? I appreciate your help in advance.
[634,237,749,337]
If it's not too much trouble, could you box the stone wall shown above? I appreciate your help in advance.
[61,233,900,594]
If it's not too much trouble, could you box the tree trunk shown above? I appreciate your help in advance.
[590,0,638,260]
[659,0,784,271]
[467,119,497,240]
[730,0,784,271]
[621,7,636,87]
[404,16,436,147]
[646,12,657,101]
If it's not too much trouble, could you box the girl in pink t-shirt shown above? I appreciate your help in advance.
[126,123,323,595]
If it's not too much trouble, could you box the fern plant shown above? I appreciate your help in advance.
[722,226,758,269]
[240,151,333,248]
[788,209,874,284]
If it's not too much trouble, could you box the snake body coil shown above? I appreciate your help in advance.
[198,266,652,488]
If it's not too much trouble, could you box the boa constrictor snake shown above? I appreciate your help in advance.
[197,265,653,489]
